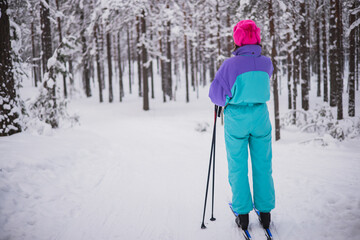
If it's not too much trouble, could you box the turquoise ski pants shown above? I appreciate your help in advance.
[224,103,275,214]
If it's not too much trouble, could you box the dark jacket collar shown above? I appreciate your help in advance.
[232,44,262,56]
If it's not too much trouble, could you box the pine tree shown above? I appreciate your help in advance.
[0,0,21,136]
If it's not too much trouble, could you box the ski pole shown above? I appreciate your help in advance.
[201,105,220,229]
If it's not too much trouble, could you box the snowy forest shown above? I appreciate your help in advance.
[1,0,359,138]
[1,0,360,240]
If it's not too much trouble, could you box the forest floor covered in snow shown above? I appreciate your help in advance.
[1,86,360,240]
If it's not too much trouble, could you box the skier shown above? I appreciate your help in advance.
[209,20,275,231]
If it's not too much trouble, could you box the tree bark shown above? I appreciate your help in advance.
[141,10,149,110]
[216,0,221,69]
[118,31,124,102]
[184,8,189,103]
[149,23,154,99]
[80,6,91,97]
[166,16,173,99]
[348,1,356,117]
[226,14,232,57]
[0,0,21,136]
[30,5,39,87]
[127,25,132,94]
[292,3,299,124]
[315,0,321,97]
[136,17,142,97]
[159,32,166,102]
[329,0,337,107]
[40,0,52,74]
[94,22,103,103]
[107,31,113,103]
[190,39,195,91]
[299,1,309,111]
[335,0,343,120]
[322,0,328,102]
[269,0,280,140]
[286,31,292,109]
[55,0,67,98]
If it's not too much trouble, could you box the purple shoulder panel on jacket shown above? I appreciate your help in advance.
[209,45,273,106]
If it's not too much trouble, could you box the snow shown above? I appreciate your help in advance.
[47,53,58,70]
[1,83,360,240]
[3,104,11,110]
[46,78,55,89]
[346,18,360,37]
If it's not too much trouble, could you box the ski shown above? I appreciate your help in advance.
[229,203,252,240]
[253,205,273,240]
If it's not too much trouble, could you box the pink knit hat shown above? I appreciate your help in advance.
[233,20,261,47]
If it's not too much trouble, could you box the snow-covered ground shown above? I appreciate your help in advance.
[1,82,360,240]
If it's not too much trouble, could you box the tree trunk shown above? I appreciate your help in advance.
[100,23,105,90]
[149,23,154,99]
[299,1,309,111]
[136,17,142,97]
[315,0,321,97]
[335,0,343,120]
[348,1,355,117]
[269,0,280,140]
[292,7,299,124]
[159,31,167,103]
[127,25,132,94]
[286,31,292,109]
[94,22,103,103]
[190,39,195,91]
[0,0,21,136]
[356,19,359,91]
[40,0,52,74]
[329,0,337,107]
[107,31,113,103]
[55,0,67,99]
[227,14,232,57]
[216,0,222,69]
[69,59,74,97]
[141,10,149,110]
[30,5,39,87]
[166,17,173,99]
[118,31,124,102]
[184,8,189,103]
[209,33,215,82]
[80,7,91,97]
[356,5,359,91]
[322,0,328,102]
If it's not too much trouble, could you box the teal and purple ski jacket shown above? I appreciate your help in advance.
[209,44,273,107]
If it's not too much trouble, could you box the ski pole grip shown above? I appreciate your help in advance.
[217,107,222,118]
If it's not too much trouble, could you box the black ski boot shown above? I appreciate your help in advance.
[260,212,271,229]
[235,214,249,230]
